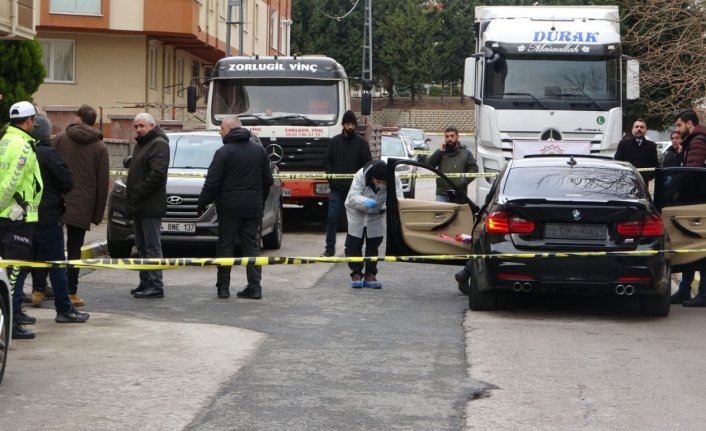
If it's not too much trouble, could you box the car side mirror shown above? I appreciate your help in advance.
[123,155,132,168]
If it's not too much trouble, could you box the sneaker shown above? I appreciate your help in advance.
[363,274,382,289]
[12,322,35,339]
[69,294,86,307]
[236,286,253,298]
[683,295,706,307]
[671,290,691,304]
[31,291,44,308]
[130,285,146,295]
[55,308,90,323]
[218,287,230,299]
[351,274,364,289]
[15,309,36,325]
[320,249,335,257]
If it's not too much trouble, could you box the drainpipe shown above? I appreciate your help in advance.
[11,0,18,36]
[145,39,150,116]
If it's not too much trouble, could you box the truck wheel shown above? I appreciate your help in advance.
[468,269,497,311]
[262,204,283,250]
[0,292,9,384]
[107,240,132,258]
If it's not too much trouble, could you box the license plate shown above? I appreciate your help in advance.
[161,222,196,233]
[544,223,607,240]
[282,188,292,197]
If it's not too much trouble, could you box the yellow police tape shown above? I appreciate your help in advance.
[0,248,701,270]
[110,169,495,179]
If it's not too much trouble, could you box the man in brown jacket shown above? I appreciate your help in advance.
[52,104,110,307]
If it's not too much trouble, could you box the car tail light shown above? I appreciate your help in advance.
[617,214,663,237]
[509,217,535,234]
[617,276,652,282]
[486,211,534,234]
[486,211,509,233]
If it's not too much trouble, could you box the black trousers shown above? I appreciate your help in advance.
[216,213,262,289]
[345,228,383,277]
[65,224,86,294]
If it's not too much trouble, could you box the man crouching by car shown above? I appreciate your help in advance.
[198,116,274,300]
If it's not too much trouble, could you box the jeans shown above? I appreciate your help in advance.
[325,188,347,253]
[134,216,164,290]
[345,228,384,277]
[215,213,262,289]
[677,270,706,297]
[16,223,72,314]
[66,224,86,294]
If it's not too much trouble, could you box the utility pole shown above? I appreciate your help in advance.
[225,0,244,58]
[361,0,373,124]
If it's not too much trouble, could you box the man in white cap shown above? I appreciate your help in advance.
[0,101,44,339]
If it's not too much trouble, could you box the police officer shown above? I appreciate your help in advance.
[0,101,43,339]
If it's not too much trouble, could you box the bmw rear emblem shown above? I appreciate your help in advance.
[572,210,581,221]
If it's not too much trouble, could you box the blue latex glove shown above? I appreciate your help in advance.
[365,198,376,209]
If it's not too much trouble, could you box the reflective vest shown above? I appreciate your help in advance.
[0,126,43,222]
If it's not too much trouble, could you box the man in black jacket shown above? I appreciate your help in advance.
[614,119,660,184]
[126,113,170,299]
[198,116,274,299]
[321,110,372,257]
[15,113,89,323]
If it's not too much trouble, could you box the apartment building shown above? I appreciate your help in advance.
[0,0,36,39]
[33,0,291,137]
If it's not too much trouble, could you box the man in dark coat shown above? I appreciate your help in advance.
[126,113,170,299]
[321,110,372,257]
[52,104,109,307]
[614,119,660,184]
[662,131,683,167]
[198,116,274,300]
[426,126,479,202]
[672,109,706,307]
[15,113,89,323]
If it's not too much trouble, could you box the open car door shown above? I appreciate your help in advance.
[386,159,478,266]
[654,167,706,272]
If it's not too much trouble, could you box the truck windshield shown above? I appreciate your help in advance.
[211,78,339,126]
[484,56,619,111]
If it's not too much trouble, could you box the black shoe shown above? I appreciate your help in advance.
[218,287,230,299]
[320,249,335,257]
[55,308,90,323]
[683,295,706,307]
[21,293,31,304]
[12,323,35,339]
[455,270,471,295]
[236,286,262,299]
[15,309,36,325]
[671,291,691,304]
[130,285,146,295]
[133,286,164,299]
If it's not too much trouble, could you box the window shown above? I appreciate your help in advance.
[270,9,278,50]
[149,46,157,90]
[49,0,101,15]
[280,17,286,53]
[241,0,248,32]
[176,57,184,95]
[165,52,172,94]
[39,39,75,83]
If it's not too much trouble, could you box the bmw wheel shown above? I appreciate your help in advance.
[469,269,498,311]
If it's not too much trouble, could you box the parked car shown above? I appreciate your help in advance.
[384,155,706,317]
[399,127,431,162]
[107,131,284,257]
[381,133,418,198]
[0,265,10,384]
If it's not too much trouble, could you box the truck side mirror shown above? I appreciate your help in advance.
[361,92,372,116]
[626,59,640,101]
[463,57,477,100]
[187,86,197,113]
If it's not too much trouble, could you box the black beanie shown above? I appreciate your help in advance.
[342,110,357,126]
[370,160,387,181]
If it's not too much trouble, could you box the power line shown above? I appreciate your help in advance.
[317,0,362,21]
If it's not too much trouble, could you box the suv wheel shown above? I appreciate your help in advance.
[262,204,283,250]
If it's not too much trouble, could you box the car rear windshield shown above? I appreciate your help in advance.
[503,165,646,200]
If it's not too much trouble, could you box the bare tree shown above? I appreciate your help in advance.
[618,0,706,124]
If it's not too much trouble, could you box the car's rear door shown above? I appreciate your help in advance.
[386,159,476,265]
[655,167,706,269]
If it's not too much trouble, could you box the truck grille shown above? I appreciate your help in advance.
[261,137,330,171]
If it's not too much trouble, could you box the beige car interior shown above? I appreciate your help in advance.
[397,199,474,255]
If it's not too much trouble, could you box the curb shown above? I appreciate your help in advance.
[81,241,108,259]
